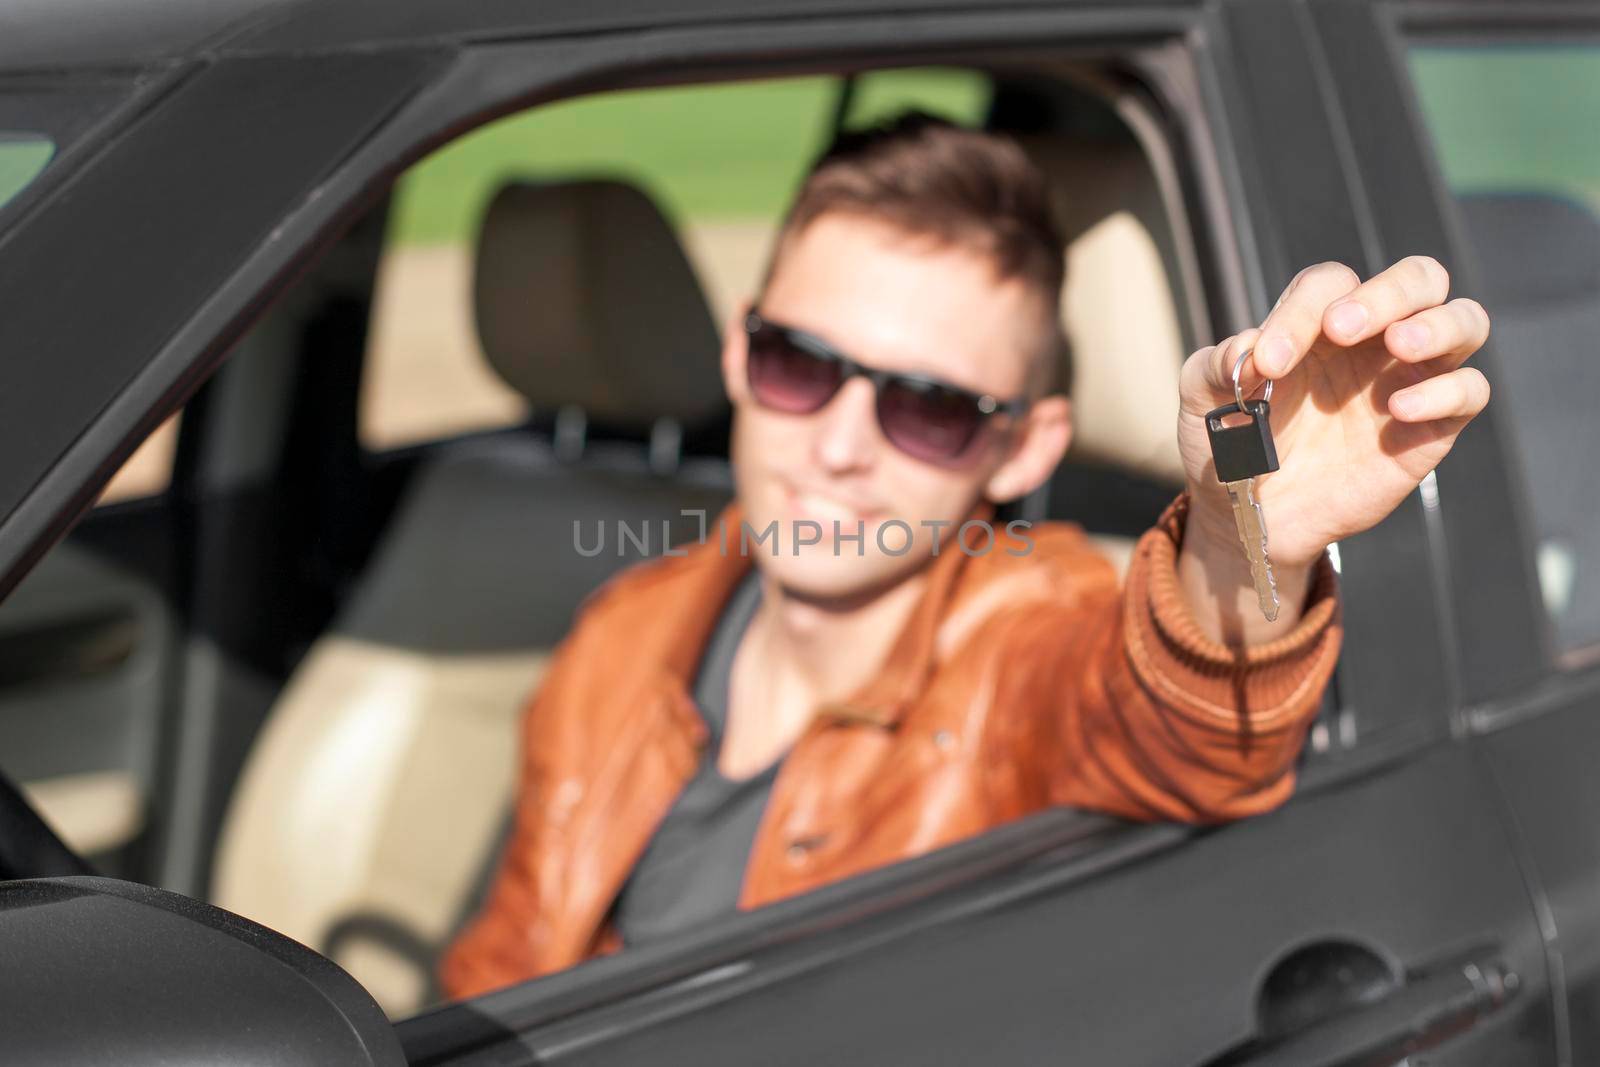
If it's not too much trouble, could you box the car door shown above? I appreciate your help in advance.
[0,2,1556,1063]
[394,3,1557,1064]
[1355,6,1600,1064]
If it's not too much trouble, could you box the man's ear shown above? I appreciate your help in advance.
[721,301,753,406]
[983,394,1073,504]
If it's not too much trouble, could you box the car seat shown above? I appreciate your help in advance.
[212,179,734,1016]
[1013,113,1191,573]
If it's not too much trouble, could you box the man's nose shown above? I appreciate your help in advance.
[810,377,880,473]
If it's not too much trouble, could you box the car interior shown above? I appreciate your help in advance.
[0,62,1236,1019]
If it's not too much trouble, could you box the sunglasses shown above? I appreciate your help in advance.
[744,312,1029,464]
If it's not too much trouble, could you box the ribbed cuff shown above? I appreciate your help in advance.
[1123,493,1342,732]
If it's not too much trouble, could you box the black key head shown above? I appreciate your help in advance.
[1206,399,1280,483]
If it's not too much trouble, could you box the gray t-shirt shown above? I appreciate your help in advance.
[611,568,775,946]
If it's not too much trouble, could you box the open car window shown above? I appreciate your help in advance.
[0,39,1348,1040]
[212,57,1244,1023]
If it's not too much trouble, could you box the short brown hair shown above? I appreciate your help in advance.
[764,111,1068,395]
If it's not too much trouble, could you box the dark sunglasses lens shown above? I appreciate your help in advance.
[877,378,983,463]
[747,328,844,413]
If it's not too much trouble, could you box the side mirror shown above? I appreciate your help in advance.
[0,876,403,1065]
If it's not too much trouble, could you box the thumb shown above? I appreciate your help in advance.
[1182,328,1267,417]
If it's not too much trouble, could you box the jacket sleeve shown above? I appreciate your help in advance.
[986,493,1341,823]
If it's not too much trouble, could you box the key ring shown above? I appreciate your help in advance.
[1233,346,1275,410]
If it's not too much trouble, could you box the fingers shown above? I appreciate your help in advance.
[1193,328,1264,402]
[1389,366,1491,423]
[1383,297,1490,369]
[1253,262,1361,379]
[1207,329,1260,394]
[1321,255,1453,348]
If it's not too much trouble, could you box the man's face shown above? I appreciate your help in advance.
[721,212,1072,601]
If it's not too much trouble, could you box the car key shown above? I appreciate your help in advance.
[1205,348,1281,622]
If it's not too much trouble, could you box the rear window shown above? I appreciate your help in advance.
[1408,43,1600,666]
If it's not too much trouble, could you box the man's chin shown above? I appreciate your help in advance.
[752,549,928,605]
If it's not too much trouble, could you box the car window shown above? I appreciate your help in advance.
[0,133,53,211]
[360,69,989,450]
[1408,43,1600,667]
[186,55,1245,1026]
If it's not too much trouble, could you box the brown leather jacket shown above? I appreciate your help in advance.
[440,495,1341,999]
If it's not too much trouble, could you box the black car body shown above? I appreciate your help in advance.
[0,0,1595,1063]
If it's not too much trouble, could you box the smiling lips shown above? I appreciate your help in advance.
[783,483,881,528]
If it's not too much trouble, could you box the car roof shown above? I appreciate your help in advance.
[0,0,1101,72]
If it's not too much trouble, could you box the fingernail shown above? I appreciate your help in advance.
[1394,322,1430,353]
[1329,301,1368,339]
[1393,391,1422,418]
[1260,334,1295,376]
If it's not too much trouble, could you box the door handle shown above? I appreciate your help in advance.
[1210,954,1519,1067]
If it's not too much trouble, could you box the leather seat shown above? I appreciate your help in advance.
[213,179,733,1017]
[1018,126,1190,573]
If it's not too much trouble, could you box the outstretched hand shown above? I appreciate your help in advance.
[1175,256,1491,640]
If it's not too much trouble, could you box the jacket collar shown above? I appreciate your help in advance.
[652,496,999,730]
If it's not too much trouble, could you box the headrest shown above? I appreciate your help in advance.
[1458,191,1600,304]
[473,180,728,428]
[1019,135,1187,485]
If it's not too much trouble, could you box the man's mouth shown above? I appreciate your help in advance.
[782,483,880,527]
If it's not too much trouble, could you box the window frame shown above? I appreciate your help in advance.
[1195,0,1462,759]
[380,19,1422,1055]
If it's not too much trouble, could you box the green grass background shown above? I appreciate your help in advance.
[387,69,989,246]
[1410,46,1600,211]
[0,136,53,212]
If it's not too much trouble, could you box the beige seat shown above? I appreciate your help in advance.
[213,180,733,1018]
[1020,124,1192,574]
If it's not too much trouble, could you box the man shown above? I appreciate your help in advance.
[440,115,1491,997]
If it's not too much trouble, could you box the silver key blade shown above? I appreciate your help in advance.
[1224,478,1280,623]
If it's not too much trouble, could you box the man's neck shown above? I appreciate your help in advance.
[717,564,929,779]
[752,565,929,704]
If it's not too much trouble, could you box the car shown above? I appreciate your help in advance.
[0,0,1595,1063]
